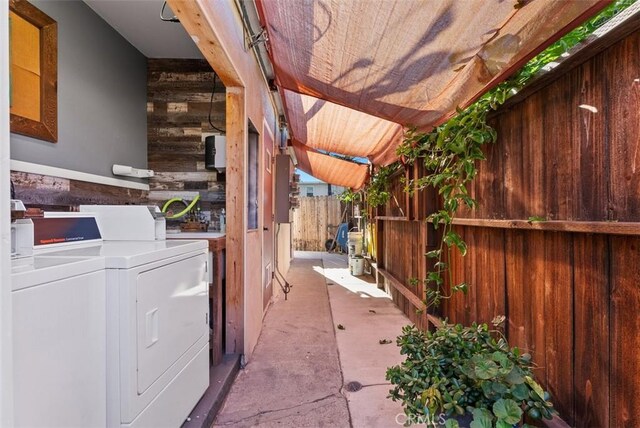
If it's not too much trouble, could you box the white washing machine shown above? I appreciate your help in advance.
[41,240,210,428]
[11,255,107,428]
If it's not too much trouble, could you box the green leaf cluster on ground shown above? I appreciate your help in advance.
[386,321,555,427]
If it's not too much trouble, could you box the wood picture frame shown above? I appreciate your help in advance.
[9,0,57,142]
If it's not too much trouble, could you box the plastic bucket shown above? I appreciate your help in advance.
[348,231,363,256]
[349,256,365,276]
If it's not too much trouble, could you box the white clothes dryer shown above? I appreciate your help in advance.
[41,240,209,428]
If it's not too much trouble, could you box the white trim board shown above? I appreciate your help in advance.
[10,160,150,191]
[1,3,14,425]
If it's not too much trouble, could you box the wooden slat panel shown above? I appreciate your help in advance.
[503,230,528,362]
[450,218,640,236]
[378,268,426,312]
[610,236,640,427]
[542,71,575,220]
[606,32,640,222]
[521,90,545,219]
[147,58,225,222]
[573,234,609,428]
[473,228,506,324]
[10,171,147,208]
[502,103,525,219]
[543,232,574,424]
[573,53,608,220]
[474,117,505,219]
[292,196,343,251]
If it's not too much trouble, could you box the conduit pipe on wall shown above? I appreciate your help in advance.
[233,0,288,149]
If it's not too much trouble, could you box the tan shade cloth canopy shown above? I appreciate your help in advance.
[258,0,606,131]
[283,89,404,165]
[292,140,369,189]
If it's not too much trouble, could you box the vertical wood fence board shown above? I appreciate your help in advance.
[574,55,609,220]
[526,232,547,387]
[521,90,545,219]
[610,236,640,427]
[505,230,527,352]
[475,121,505,219]
[463,226,478,322]
[542,72,576,220]
[501,104,525,219]
[606,32,640,221]
[473,228,506,324]
[573,234,610,428]
[543,232,574,424]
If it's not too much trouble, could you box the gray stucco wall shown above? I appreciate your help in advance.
[10,0,147,183]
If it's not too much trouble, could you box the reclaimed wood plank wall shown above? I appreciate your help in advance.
[147,59,225,224]
[377,30,640,427]
[10,171,147,210]
[292,196,343,251]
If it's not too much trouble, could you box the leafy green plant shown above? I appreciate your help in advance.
[386,319,555,427]
[365,163,400,208]
[338,188,362,204]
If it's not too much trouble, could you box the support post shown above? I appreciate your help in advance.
[225,87,245,355]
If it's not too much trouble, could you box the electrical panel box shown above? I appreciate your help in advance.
[275,154,296,223]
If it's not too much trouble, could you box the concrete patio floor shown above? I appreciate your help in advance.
[213,252,411,428]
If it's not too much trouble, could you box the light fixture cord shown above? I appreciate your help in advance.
[208,73,225,134]
[160,2,180,23]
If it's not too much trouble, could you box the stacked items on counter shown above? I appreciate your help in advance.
[348,230,364,276]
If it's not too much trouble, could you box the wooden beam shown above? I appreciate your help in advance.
[378,267,426,312]
[167,0,242,87]
[450,218,640,236]
[375,216,417,222]
[225,87,245,354]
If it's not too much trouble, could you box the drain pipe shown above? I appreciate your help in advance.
[232,0,288,139]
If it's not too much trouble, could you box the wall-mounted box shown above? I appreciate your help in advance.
[203,133,226,172]
[275,154,293,223]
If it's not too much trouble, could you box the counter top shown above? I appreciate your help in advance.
[166,231,226,239]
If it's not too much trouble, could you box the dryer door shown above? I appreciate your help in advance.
[136,253,207,393]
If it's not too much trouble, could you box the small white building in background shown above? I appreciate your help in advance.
[300,181,345,197]
[297,169,345,197]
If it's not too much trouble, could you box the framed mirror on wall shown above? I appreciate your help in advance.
[9,0,57,142]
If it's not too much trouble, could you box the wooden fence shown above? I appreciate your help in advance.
[374,24,640,428]
[292,196,344,251]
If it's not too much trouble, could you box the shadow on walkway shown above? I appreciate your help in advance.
[214,252,411,427]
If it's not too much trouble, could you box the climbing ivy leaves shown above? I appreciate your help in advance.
[364,0,635,310]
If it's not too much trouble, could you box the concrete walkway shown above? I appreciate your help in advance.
[213,252,411,427]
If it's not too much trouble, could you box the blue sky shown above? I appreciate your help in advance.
[296,156,368,183]
[296,169,323,183]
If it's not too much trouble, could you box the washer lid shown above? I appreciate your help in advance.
[37,240,208,269]
[11,256,106,291]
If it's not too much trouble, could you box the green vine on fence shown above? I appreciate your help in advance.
[363,0,635,309]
